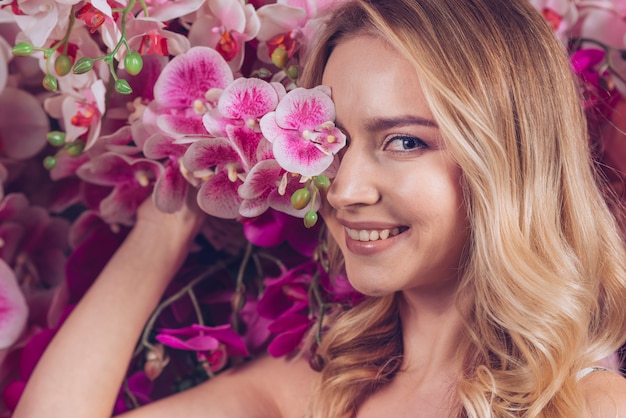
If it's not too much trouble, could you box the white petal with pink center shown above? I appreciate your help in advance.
[0,259,28,349]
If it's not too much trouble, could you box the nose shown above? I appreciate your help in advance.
[326,144,381,210]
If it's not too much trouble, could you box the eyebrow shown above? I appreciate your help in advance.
[336,115,439,132]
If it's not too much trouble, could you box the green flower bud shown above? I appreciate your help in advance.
[291,188,311,210]
[115,79,132,95]
[54,54,73,76]
[12,42,34,56]
[65,141,85,157]
[42,74,58,92]
[46,131,66,147]
[271,46,288,68]
[313,175,331,191]
[124,51,143,76]
[285,65,299,81]
[43,156,57,170]
[73,57,95,74]
[303,210,318,228]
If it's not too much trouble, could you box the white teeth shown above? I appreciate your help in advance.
[346,227,402,242]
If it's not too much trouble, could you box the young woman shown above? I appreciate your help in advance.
[13,0,626,417]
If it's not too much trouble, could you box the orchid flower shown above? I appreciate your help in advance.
[186,0,260,72]
[156,323,249,372]
[76,152,163,225]
[259,85,346,177]
[149,46,233,138]
[183,77,283,218]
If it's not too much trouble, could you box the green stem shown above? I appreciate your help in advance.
[133,257,238,358]
[231,242,253,333]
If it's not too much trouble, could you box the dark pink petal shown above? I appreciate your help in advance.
[143,133,188,160]
[0,194,29,221]
[267,314,311,357]
[49,152,91,181]
[156,333,220,351]
[182,138,239,172]
[2,380,25,411]
[156,112,208,137]
[196,173,242,218]
[19,329,55,379]
[153,159,188,214]
[225,125,263,170]
[218,77,280,120]
[76,153,135,186]
[153,46,233,108]
[100,182,153,226]
[0,260,28,349]
[243,209,288,247]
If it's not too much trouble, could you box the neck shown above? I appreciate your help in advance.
[398,286,465,378]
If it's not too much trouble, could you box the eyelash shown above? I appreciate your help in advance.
[383,135,428,152]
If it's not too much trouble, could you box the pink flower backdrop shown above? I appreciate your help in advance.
[0,0,625,414]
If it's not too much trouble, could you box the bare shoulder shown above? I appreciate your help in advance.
[117,355,317,418]
[580,368,626,417]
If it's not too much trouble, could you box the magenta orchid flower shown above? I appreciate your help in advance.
[259,85,346,177]
[156,323,249,372]
[150,46,233,138]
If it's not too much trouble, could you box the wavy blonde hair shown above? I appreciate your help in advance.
[300,0,626,416]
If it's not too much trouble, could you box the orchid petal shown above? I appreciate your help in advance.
[182,137,239,172]
[153,46,233,109]
[196,172,242,219]
[0,259,28,349]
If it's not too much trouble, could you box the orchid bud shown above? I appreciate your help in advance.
[46,131,66,147]
[115,79,132,95]
[54,54,73,76]
[43,156,57,170]
[12,42,34,56]
[313,175,330,191]
[42,74,58,92]
[65,141,84,157]
[286,65,299,81]
[304,210,318,228]
[73,57,94,74]
[271,46,288,68]
[291,188,311,210]
[124,51,143,76]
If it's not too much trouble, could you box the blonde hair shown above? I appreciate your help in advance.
[301,0,626,416]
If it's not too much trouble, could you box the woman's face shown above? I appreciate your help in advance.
[321,35,469,298]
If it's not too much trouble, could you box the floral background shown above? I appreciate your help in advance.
[0,0,625,415]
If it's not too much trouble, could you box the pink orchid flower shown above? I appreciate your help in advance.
[259,85,346,177]
[76,152,163,226]
[143,133,190,213]
[43,78,107,150]
[183,77,283,219]
[156,323,249,372]
[203,77,286,137]
[150,46,233,138]
[186,0,260,72]
[11,0,77,47]
[0,259,28,349]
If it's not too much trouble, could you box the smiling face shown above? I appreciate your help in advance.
[321,35,469,298]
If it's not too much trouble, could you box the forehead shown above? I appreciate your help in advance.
[321,35,435,130]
